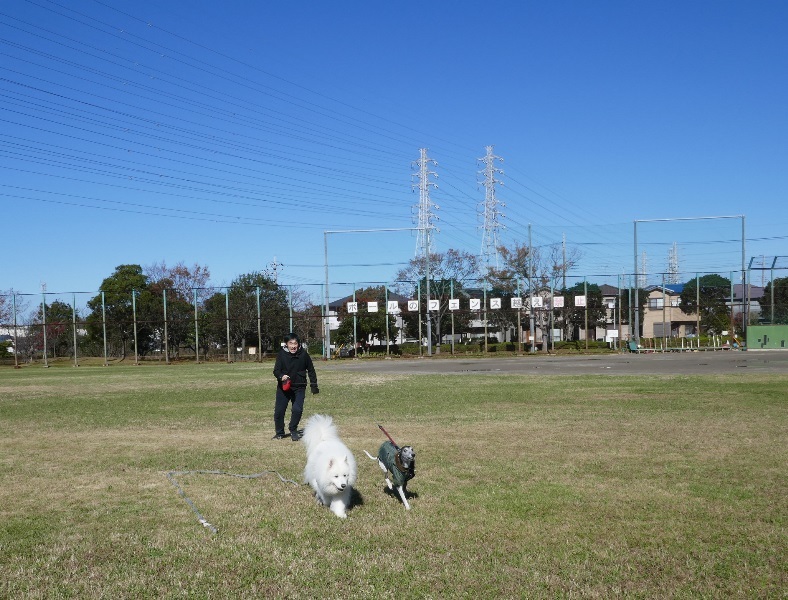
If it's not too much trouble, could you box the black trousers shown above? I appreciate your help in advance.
[273,387,305,435]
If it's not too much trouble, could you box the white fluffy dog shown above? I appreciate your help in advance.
[302,414,357,518]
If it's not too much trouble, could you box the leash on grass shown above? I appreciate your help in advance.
[166,469,299,534]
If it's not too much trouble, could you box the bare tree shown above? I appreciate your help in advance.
[491,242,581,289]
[395,249,480,348]
[144,261,211,303]
[0,291,10,325]
[488,242,582,349]
[1,289,29,359]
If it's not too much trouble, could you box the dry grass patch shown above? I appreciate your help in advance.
[1,364,785,598]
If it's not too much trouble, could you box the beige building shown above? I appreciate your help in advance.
[641,285,698,338]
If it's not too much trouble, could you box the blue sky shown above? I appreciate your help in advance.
[2,0,787,304]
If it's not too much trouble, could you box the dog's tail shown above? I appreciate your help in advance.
[302,414,338,454]
[363,450,377,461]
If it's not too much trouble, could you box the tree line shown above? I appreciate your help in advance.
[2,252,788,360]
[0,262,320,361]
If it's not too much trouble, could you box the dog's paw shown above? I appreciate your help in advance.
[385,477,393,490]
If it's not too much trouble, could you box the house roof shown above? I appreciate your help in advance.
[641,282,763,300]
[644,284,682,295]
[734,284,764,300]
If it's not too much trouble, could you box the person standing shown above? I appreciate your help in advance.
[272,333,319,441]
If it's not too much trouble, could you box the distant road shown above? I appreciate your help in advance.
[323,350,788,376]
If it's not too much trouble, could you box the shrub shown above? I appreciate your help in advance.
[399,343,421,355]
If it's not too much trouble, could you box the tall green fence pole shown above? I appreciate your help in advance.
[288,286,294,333]
[484,283,489,354]
[257,286,262,362]
[584,279,589,350]
[225,289,231,363]
[730,272,735,337]
[41,289,49,368]
[451,279,456,355]
[72,293,78,367]
[662,274,667,351]
[628,276,633,342]
[550,278,555,352]
[696,273,700,344]
[417,281,422,356]
[617,274,622,351]
[101,291,108,367]
[771,265,775,324]
[163,289,170,365]
[385,286,390,356]
[516,277,521,354]
[194,289,200,364]
[353,285,358,355]
[132,290,139,365]
[12,294,19,369]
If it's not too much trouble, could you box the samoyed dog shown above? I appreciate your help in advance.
[302,414,357,518]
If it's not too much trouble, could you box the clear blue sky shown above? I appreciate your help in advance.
[2,0,787,304]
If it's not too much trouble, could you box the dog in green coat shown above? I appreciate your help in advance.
[364,441,416,510]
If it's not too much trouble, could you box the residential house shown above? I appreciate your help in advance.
[641,284,698,338]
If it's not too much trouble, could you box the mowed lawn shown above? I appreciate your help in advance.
[0,360,785,598]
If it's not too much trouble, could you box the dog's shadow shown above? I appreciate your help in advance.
[382,486,418,505]
[349,488,365,509]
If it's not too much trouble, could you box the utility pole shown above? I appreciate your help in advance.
[412,148,439,356]
[478,146,505,271]
[41,283,48,368]
[528,224,535,353]
[562,233,567,289]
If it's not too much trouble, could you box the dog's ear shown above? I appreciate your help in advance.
[327,459,334,469]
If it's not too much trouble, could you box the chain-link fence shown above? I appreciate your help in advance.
[2,267,787,364]
[0,285,325,366]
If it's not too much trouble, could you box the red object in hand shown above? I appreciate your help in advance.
[282,379,291,391]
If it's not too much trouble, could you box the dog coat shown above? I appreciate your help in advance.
[377,441,414,488]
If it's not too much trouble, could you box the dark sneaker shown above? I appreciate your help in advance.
[272,433,287,440]
[290,431,301,442]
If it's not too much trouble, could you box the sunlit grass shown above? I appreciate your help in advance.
[0,362,785,598]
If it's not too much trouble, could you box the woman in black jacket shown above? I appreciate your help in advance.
[272,333,319,441]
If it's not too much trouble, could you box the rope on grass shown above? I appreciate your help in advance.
[166,469,300,534]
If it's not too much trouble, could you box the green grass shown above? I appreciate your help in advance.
[0,362,785,598]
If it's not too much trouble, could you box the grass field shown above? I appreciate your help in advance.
[1,360,785,598]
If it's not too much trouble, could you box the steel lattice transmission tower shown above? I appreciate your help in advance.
[667,242,679,284]
[478,146,505,271]
[412,148,439,257]
[638,251,648,288]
